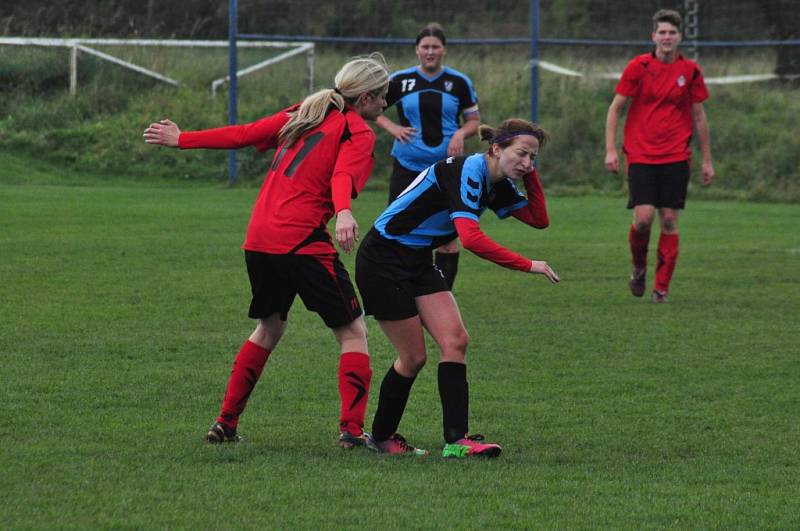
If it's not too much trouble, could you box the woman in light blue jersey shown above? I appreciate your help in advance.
[375,22,480,289]
[356,118,560,458]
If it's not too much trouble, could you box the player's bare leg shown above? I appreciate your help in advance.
[629,205,656,297]
[417,292,501,458]
[366,316,429,456]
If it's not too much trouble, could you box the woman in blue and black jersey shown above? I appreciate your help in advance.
[355,118,561,458]
[375,22,480,289]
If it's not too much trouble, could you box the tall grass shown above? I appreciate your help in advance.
[1,43,798,200]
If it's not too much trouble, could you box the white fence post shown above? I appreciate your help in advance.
[69,45,78,96]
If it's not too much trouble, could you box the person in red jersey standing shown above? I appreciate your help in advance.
[143,54,389,448]
[605,9,714,303]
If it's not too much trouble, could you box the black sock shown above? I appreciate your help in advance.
[438,362,469,443]
[371,364,416,442]
[434,251,459,290]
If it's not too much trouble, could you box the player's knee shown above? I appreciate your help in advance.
[350,316,368,340]
[406,352,427,374]
[334,317,368,347]
[661,216,678,233]
[251,326,281,351]
[443,327,469,357]
[633,218,653,232]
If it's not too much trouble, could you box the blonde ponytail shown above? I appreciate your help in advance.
[279,89,344,146]
[279,53,389,146]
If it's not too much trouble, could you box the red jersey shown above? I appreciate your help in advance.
[616,52,709,164]
[179,105,376,255]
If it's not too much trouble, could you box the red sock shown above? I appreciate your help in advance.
[655,233,679,293]
[217,340,271,429]
[338,352,372,436]
[629,224,650,270]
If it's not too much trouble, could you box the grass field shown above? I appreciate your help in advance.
[1,177,799,529]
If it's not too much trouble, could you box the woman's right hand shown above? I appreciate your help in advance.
[143,119,181,147]
[335,209,359,254]
[388,122,417,144]
[530,260,560,283]
[604,149,619,173]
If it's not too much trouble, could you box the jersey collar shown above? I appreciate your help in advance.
[416,66,446,83]
[650,50,684,63]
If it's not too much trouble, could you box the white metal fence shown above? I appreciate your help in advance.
[0,37,314,95]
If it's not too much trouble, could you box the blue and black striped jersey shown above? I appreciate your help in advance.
[373,154,528,250]
[385,66,478,172]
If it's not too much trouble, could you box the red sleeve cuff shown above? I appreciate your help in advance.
[331,173,353,213]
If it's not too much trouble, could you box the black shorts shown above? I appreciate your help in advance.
[387,159,423,204]
[355,229,449,321]
[245,250,362,329]
[627,161,690,209]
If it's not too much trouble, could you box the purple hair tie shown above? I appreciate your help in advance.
[492,131,540,144]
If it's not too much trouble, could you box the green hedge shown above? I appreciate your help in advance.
[1,46,798,201]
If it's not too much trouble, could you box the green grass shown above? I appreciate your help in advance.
[1,175,799,528]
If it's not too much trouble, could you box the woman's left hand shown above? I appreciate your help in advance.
[447,131,465,156]
[335,209,359,254]
[530,260,560,283]
[701,161,715,187]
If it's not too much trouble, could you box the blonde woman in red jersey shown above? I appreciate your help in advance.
[143,54,389,448]
[605,10,714,303]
